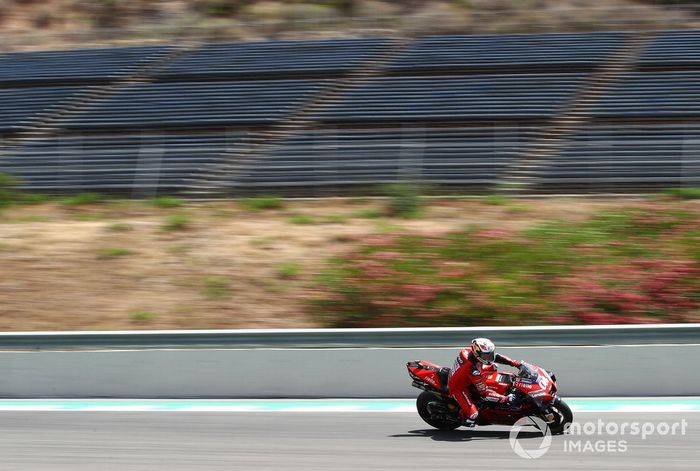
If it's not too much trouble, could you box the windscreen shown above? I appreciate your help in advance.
[518,363,539,382]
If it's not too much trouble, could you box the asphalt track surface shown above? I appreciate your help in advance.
[0,411,696,470]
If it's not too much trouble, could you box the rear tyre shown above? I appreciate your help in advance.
[546,397,574,435]
[416,391,460,431]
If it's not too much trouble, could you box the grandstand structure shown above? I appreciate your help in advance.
[1,30,699,196]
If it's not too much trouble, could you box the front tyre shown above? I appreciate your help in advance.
[416,391,460,431]
[545,397,574,435]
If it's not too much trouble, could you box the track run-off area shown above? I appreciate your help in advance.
[0,398,697,470]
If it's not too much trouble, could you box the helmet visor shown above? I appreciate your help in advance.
[478,350,495,364]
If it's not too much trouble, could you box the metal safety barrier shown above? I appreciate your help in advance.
[0,324,697,351]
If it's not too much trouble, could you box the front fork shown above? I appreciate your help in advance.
[539,396,559,424]
[516,391,558,423]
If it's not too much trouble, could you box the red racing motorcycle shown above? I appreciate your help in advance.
[406,359,573,434]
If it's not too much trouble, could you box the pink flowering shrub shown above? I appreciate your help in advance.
[312,207,700,327]
[554,259,699,324]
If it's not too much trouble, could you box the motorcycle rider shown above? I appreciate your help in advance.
[448,338,523,427]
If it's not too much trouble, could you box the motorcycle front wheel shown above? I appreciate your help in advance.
[544,397,574,435]
[416,391,461,431]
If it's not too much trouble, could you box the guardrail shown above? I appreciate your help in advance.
[1,325,698,397]
[1,324,698,350]
[2,344,699,397]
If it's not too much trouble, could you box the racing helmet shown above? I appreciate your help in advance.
[471,338,496,365]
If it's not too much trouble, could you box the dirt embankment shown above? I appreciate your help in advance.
[0,197,675,331]
[0,0,695,51]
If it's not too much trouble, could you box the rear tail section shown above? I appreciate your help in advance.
[407,360,450,394]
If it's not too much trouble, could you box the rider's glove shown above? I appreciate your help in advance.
[498,393,516,404]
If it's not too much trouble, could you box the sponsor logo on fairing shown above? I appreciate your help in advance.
[423,375,438,387]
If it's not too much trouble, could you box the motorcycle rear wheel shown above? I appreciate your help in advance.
[416,391,461,431]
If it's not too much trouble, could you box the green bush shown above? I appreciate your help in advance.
[162,213,192,231]
[15,192,49,205]
[0,173,19,208]
[354,207,383,219]
[0,173,50,207]
[483,194,510,205]
[384,183,423,218]
[203,276,231,300]
[97,247,131,259]
[130,310,156,323]
[665,187,700,200]
[106,222,133,232]
[288,213,316,225]
[76,212,105,221]
[240,196,284,211]
[151,196,184,208]
[322,214,349,224]
[194,0,244,17]
[506,203,530,214]
[61,192,103,206]
[277,262,300,279]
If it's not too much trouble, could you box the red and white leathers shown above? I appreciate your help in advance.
[447,349,522,422]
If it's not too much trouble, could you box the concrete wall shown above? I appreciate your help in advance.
[0,344,698,398]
